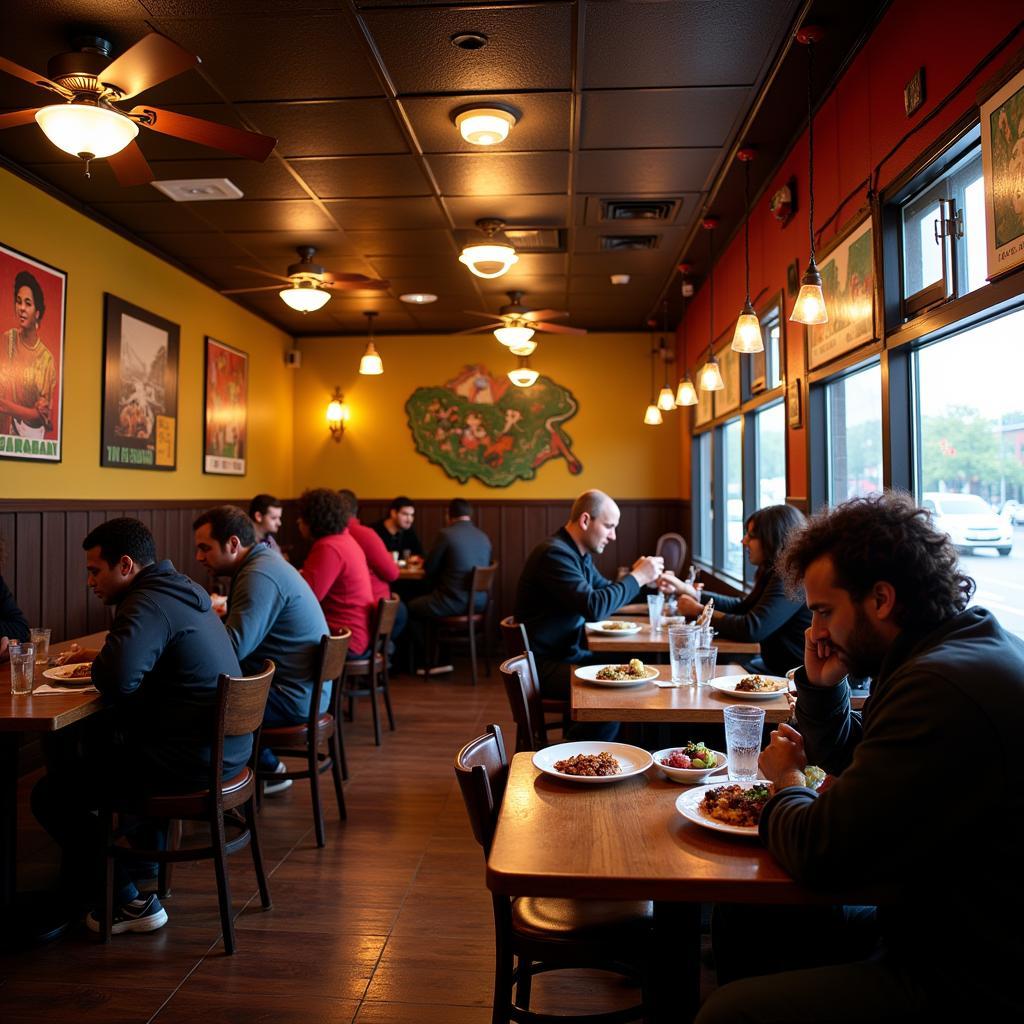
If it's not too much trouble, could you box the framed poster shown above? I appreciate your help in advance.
[807,215,876,370]
[101,294,179,471]
[980,61,1024,280]
[694,378,713,427]
[0,242,66,462]
[716,345,741,415]
[203,336,248,475]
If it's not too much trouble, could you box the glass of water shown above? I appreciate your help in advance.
[10,642,35,695]
[668,625,698,683]
[724,705,765,780]
[30,627,51,668]
[647,592,665,632]
[693,645,718,686]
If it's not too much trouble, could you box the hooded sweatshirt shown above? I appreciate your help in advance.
[91,560,245,784]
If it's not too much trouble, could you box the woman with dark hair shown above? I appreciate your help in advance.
[1,270,57,438]
[0,538,30,660]
[298,488,375,658]
[659,504,811,676]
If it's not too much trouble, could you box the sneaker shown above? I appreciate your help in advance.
[415,664,454,676]
[85,894,168,934]
[263,761,293,796]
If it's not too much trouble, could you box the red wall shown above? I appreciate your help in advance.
[679,0,1024,501]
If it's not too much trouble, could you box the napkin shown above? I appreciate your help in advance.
[32,683,99,695]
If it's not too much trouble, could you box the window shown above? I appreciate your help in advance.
[721,418,744,578]
[748,301,783,396]
[755,400,786,509]
[827,363,883,503]
[914,305,1024,638]
[693,431,713,563]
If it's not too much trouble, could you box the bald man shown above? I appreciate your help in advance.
[514,490,663,735]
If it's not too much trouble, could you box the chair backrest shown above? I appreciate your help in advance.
[316,630,351,726]
[373,596,401,650]
[467,563,499,613]
[213,659,275,791]
[454,724,508,855]
[655,531,688,576]
[499,651,546,752]
[499,615,530,658]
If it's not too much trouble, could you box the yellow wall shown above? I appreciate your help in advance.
[0,167,294,501]
[292,331,680,500]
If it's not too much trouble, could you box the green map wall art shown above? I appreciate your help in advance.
[406,364,582,487]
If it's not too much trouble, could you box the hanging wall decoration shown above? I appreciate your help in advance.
[406,364,581,486]
[203,336,248,475]
[101,294,179,470]
[0,242,66,462]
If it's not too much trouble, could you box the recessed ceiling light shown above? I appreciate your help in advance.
[453,105,518,146]
[610,273,631,285]
[450,32,488,50]
[399,293,438,304]
[151,178,244,202]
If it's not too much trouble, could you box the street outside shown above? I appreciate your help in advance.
[961,522,1024,638]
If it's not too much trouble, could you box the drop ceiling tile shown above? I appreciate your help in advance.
[506,253,568,276]
[362,6,572,94]
[581,88,751,149]
[92,201,215,234]
[387,283,480,310]
[445,195,569,229]
[368,255,466,278]
[568,290,662,313]
[344,229,457,256]
[572,250,680,275]
[319,296,408,315]
[478,278,567,298]
[428,152,569,196]
[290,156,431,198]
[402,92,571,154]
[403,310,488,332]
[568,273,662,295]
[175,199,337,232]
[147,159,306,200]
[141,232,251,261]
[325,198,447,231]
[573,226,686,253]
[223,231,361,262]
[576,149,718,195]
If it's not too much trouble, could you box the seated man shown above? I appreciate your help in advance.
[0,565,30,659]
[371,495,424,563]
[409,498,492,671]
[698,491,1024,1023]
[193,505,330,795]
[32,518,243,934]
[249,493,283,554]
[514,489,662,716]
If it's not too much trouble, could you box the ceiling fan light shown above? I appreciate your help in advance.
[494,324,535,347]
[643,403,664,425]
[675,377,699,406]
[455,107,517,146]
[36,103,138,159]
[508,366,539,387]
[508,339,537,356]
[279,283,331,312]
[656,386,676,412]
[459,242,519,279]
[731,302,764,353]
[359,340,384,375]
[698,357,725,392]
[790,260,829,324]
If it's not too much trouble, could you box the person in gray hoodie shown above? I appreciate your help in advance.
[32,518,242,936]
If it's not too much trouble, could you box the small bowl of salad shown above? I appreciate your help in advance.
[653,742,727,783]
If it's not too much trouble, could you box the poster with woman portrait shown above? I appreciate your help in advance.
[203,336,247,475]
[0,242,66,462]
[101,294,179,471]
[981,61,1024,280]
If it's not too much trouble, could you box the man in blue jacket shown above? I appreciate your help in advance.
[32,518,243,935]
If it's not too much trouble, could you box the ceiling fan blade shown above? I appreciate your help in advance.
[233,265,295,284]
[99,33,197,100]
[107,140,154,186]
[0,107,44,131]
[535,321,587,335]
[463,310,508,320]
[325,278,390,291]
[220,285,287,295]
[0,56,72,98]
[456,324,499,335]
[322,272,380,284]
[523,308,569,322]
[128,106,276,161]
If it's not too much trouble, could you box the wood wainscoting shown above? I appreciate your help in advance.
[0,497,689,644]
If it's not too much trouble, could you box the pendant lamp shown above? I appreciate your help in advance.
[644,327,663,424]
[731,148,764,353]
[656,302,676,410]
[358,311,383,375]
[699,218,725,392]
[675,294,698,405]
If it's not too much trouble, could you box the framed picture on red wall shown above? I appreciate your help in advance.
[203,336,248,475]
[0,242,66,462]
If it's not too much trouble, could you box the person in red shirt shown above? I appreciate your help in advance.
[298,489,374,658]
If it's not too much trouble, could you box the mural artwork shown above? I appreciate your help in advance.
[406,364,582,487]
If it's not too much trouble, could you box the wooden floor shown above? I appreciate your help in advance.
[0,666,650,1023]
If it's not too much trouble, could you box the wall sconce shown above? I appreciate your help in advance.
[326,387,349,442]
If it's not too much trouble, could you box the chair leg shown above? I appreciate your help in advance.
[309,744,326,848]
[336,715,349,781]
[369,669,382,746]
[158,818,182,899]
[468,621,478,685]
[244,797,272,911]
[328,729,347,820]
[492,939,514,1024]
[516,957,533,1010]
[381,663,396,732]
[100,809,115,943]
[211,810,236,954]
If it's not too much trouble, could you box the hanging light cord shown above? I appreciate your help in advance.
[806,39,816,264]
[743,157,752,303]
[708,224,715,362]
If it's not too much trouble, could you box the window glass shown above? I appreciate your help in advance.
[756,400,787,510]
[915,305,1024,638]
[695,432,713,562]
[722,418,744,578]
[902,196,944,298]
[827,364,883,503]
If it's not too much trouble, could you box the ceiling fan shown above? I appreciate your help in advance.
[0,32,276,185]
[459,291,586,354]
[222,246,391,313]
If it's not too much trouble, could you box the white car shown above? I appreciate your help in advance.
[922,492,1013,556]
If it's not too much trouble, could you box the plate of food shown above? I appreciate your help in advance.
[586,620,643,635]
[710,674,791,700]
[532,741,654,784]
[574,660,659,687]
[653,743,727,783]
[42,663,95,687]
[675,780,775,836]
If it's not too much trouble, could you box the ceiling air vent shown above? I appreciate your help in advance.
[601,199,679,221]
[600,234,659,251]
[502,227,563,252]
[151,178,244,202]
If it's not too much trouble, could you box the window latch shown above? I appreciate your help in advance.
[933,198,963,243]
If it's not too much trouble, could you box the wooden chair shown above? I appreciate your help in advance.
[99,660,276,954]
[430,563,498,685]
[256,631,350,848]
[342,596,399,746]
[499,652,548,753]
[498,617,569,742]
[455,724,652,1024]
[655,531,688,576]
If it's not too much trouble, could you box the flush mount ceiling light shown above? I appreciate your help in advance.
[453,104,518,146]
[731,147,764,354]
[459,218,519,279]
[358,311,383,375]
[399,292,437,304]
[279,280,331,313]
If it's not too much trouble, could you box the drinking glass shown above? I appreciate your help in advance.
[693,645,718,686]
[647,593,665,632]
[29,627,51,667]
[698,625,716,648]
[668,625,698,683]
[724,705,765,780]
[10,642,35,695]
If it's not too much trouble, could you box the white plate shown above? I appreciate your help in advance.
[533,742,654,784]
[710,674,791,700]
[675,780,774,836]
[574,663,659,687]
[42,664,94,686]
[586,620,643,635]
[652,747,727,783]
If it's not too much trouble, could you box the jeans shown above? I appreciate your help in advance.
[535,656,620,741]
[258,682,334,770]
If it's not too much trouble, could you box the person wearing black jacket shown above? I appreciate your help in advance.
[697,492,1024,1023]
[32,518,243,937]
[0,570,30,659]
[659,504,811,676]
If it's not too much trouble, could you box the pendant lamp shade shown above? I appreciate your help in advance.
[643,403,663,425]
[675,376,698,406]
[731,149,764,353]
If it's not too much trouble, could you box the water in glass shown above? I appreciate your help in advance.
[10,642,35,695]
[724,705,765,781]
[30,627,51,668]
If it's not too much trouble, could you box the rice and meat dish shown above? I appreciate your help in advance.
[734,674,786,693]
[699,783,774,827]
[66,663,93,679]
[552,752,621,776]
[595,658,649,681]
[599,621,635,631]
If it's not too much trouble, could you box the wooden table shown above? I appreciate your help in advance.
[397,564,425,580]
[586,617,760,657]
